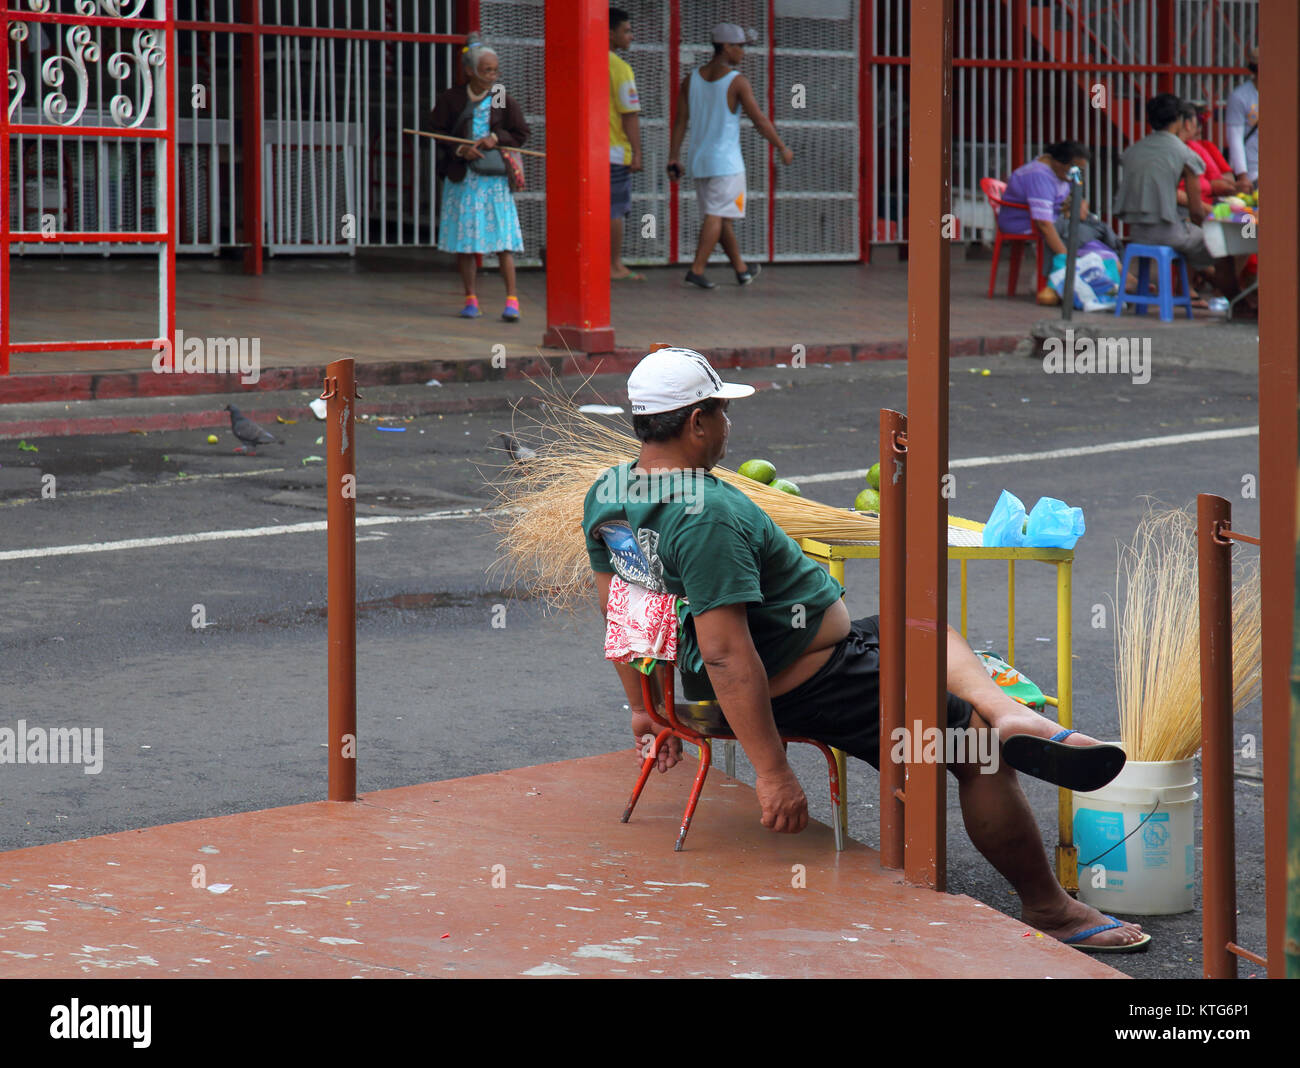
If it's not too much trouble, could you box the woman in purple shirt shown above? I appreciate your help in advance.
[998,141,1091,256]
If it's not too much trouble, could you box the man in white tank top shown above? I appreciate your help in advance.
[667,23,793,289]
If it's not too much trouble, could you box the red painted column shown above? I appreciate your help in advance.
[240,0,263,275]
[456,0,479,37]
[1155,0,1174,97]
[903,0,952,891]
[543,0,614,354]
[1257,0,1299,980]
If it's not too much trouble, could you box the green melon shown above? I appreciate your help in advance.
[854,487,881,512]
[738,458,777,484]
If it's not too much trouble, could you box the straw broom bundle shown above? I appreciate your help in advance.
[1114,507,1262,762]
[488,384,880,612]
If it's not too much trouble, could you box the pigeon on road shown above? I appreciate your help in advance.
[225,405,282,454]
[498,432,537,463]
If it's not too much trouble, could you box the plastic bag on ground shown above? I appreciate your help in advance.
[1048,250,1121,312]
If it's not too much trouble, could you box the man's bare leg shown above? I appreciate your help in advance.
[612,215,631,278]
[691,216,724,275]
[951,710,1146,948]
[718,218,748,274]
[943,625,1103,747]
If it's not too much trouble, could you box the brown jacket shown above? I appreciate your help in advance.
[429,83,530,183]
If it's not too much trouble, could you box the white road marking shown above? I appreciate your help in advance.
[3,426,1259,562]
[0,507,493,562]
[787,426,1260,485]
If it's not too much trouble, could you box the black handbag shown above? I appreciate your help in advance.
[455,94,508,176]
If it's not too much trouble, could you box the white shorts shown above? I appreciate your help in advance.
[694,173,746,218]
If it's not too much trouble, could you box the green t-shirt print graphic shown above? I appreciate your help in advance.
[582,463,843,697]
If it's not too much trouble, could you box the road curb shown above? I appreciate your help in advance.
[0,334,1025,407]
[0,380,780,441]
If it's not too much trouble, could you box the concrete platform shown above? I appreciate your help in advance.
[0,752,1120,978]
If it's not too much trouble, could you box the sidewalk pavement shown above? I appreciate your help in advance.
[2,254,1044,402]
[2,253,1247,432]
[0,752,1121,979]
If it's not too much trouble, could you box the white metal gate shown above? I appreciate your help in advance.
[480,0,862,267]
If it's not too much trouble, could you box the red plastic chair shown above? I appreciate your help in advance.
[981,176,1047,298]
[621,660,845,852]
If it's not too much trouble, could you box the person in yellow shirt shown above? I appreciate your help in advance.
[610,8,644,281]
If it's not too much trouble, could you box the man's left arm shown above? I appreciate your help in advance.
[693,604,808,834]
[734,75,793,165]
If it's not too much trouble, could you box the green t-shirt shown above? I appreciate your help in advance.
[582,462,844,699]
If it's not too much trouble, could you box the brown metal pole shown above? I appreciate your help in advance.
[878,410,907,870]
[1257,0,1300,980]
[1198,493,1236,979]
[903,0,952,891]
[323,358,357,802]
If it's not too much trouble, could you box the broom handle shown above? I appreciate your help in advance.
[403,128,546,158]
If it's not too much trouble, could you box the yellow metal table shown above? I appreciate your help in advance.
[798,515,1078,891]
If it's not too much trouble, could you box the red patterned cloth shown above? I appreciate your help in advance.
[604,575,679,664]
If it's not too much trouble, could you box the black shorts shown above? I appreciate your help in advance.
[770,616,976,769]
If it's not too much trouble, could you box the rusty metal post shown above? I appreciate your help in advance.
[1198,493,1236,979]
[903,0,952,891]
[322,358,357,802]
[1290,496,1300,979]
[878,410,907,870]
[1258,0,1300,979]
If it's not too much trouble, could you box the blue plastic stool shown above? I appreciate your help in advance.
[1113,243,1193,323]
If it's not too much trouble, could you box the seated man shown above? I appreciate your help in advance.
[582,347,1148,954]
[1113,93,1239,301]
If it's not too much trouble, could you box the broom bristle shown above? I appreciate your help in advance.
[1114,506,1261,762]
[487,381,881,612]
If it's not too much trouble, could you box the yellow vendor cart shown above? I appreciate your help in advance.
[798,515,1079,892]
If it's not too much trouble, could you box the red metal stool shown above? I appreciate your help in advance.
[980,177,1047,298]
[621,661,846,852]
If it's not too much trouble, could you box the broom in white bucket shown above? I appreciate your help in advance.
[1113,506,1262,762]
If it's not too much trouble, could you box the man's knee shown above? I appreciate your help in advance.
[947,712,1004,782]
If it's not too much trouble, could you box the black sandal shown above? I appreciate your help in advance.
[1001,729,1126,792]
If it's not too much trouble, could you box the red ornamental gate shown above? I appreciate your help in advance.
[0,0,176,375]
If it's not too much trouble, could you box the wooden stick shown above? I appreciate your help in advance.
[403,128,547,158]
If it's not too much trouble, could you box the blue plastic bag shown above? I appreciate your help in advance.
[982,490,1027,547]
[1025,496,1086,549]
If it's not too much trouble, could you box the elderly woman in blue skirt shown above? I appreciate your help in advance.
[429,42,530,321]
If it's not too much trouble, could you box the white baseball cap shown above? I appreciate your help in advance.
[627,348,755,415]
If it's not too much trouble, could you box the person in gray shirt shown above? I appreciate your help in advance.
[1113,93,1239,300]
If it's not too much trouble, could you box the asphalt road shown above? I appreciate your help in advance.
[0,324,1268,979]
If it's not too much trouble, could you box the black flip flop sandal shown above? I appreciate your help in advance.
[1001,729,1126,792]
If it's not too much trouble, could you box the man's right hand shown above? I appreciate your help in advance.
[755,767,808,833]
[779,145,794,166]
[666,161,683,181]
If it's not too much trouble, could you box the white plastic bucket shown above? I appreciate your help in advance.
[1073,756,1198,916]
